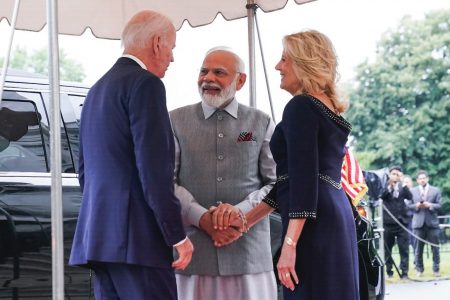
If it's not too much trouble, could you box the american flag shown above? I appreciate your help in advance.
[341,147,368,206]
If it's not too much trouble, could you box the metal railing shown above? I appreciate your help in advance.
[369,202,450,260]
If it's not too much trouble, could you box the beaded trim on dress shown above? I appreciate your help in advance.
[304,94,352,132]
[318,173,342,189]
[263,195,279,209]
[276,174,289,183]
[289,211,317,219]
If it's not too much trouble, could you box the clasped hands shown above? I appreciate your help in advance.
[416,201,431,209]
[199,202,248,247]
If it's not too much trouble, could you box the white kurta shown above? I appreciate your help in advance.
[172,100,278,299]
[176,271,277,300]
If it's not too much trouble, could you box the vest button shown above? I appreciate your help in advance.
[218,133,224,138]
[218,155,224,160]
[217,177,223,182]
[217,115,223,121]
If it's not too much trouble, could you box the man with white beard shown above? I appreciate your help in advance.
[170,47,277,300]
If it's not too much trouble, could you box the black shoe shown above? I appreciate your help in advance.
[400,273,408,279]
[387,272,394,278]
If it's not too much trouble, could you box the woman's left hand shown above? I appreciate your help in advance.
[277,244,299,291]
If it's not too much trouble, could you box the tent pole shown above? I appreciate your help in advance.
[246,0,257,108]
[0,0,20,106]
[254,12,276,123]
[47,0,65,299]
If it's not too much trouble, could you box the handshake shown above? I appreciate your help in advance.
[200,202,249,247]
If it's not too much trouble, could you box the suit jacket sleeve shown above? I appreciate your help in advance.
[407,188,419,210]
[128,74,186,246]
[429,187,442,211]
[284,98,319,218]
[380,186,391,201]
[403,185,413,200]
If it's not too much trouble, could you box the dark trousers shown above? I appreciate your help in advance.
[91,262,177,300]
[408,221,416,252]
[414,225,440,272]
[384,223,409,276]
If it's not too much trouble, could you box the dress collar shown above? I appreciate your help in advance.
[304,94,352,132]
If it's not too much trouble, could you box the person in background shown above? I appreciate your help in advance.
[230,29,359,300]
[171,47,277,300]
[408,170,442,277]
[381,166,412,279]
[402,174,416,249]
[402,174,414,190]
[69,10,193,299]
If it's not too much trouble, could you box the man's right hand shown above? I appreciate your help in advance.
[172,238,194,270]
[209,203,240,230]
[199,212,242,247]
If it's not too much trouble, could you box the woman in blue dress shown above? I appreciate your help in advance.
[241,30,359,299]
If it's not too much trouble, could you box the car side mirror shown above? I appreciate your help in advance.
[0,107,41,142]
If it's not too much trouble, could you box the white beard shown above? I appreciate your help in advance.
[199,81,237,108]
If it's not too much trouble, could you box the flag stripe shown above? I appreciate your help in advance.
[341,148,368,206]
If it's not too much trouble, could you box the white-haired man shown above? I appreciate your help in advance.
[69,10,193,299]
[170,47,277,300]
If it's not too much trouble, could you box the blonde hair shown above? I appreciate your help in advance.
[283,30,347,113]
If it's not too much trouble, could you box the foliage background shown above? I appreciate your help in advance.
[345,10,450,213]
[0,46,85,82]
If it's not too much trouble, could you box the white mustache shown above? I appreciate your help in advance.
[200,82,221,90]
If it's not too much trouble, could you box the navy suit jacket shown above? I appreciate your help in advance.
[69,57,186,269]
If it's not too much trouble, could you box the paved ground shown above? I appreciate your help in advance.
[385,279,450,300]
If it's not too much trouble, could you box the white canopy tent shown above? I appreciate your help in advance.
[0,1,315,299]
[1,0,314,107]
[1,0,313,36]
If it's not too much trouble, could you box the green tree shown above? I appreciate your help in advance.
[346,10,450,212]
[1,46,86,82]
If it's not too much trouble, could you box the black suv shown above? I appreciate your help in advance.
[0,70,90,299]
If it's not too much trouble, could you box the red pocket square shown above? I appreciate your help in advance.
[237,131,256,142]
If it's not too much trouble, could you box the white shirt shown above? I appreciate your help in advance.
[419,184,429,201]
[121,54,147,70]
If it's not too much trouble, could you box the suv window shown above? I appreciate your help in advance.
[41,93,77,173]
[0,99,47,172]
[62,94,84,172]
[68,94,84,124]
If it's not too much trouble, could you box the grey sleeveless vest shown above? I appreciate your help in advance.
[170,102,274,275]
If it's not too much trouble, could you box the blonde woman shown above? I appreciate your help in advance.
[235,30,359,299]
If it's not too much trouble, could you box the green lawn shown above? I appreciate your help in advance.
[385,243,450,284]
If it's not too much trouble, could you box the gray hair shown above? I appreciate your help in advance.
[205,46,246,73]
[121,10,174,50]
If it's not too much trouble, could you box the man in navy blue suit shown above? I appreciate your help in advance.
[69,10,193,299]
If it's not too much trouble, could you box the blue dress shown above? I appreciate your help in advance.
[264,94,359,299]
